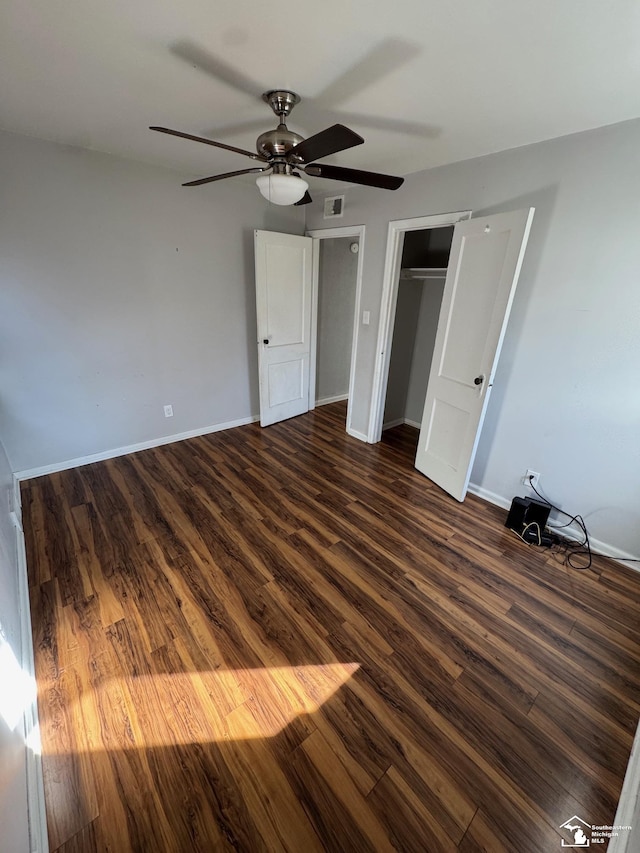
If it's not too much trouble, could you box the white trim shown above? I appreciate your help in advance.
[382,417,422,431]
[346,427,368,443]
[15,414,259,482]
[307,226,365,241]
[609,718,640,853]
[467,483,512,511]
[316,394,349,407]
[368,211,473,444]
[468,482,640,571]
[13,474,22,520]
[15,522,49,852]
[308,237,320,412]
[306,224,365,441]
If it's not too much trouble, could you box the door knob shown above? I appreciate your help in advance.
[474,375,484,385]
[263,339,270,345]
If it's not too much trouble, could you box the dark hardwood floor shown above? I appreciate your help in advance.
[22,401,640,851]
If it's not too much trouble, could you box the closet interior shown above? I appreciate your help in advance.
[383,225,454,429]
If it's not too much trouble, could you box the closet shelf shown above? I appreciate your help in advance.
[399,267,447,280]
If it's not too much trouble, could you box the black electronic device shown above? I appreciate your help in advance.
[505,496,551,545]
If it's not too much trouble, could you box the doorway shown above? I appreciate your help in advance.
[370,208,535,502]
[308,225,365,438]
[369,211,471,443]
[315,237,359,411]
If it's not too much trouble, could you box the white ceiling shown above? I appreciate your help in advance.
[1,0,639,190]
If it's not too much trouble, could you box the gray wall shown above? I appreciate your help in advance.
[0,128,303,846]
[383,277,445,426]
[405,277,446,424]
[384,280,422,424]
[307,118,640,557]
[316,237,358,402]
[0,130,304,473]
[0,437,30,852]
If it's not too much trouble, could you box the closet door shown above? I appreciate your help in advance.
[414,208,535,501]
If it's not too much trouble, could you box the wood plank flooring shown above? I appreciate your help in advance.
[22,401,640,852]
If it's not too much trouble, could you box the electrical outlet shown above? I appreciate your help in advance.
[163,404,173,418]
[523,469,541,489]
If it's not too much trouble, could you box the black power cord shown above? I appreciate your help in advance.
[526,476,640,571]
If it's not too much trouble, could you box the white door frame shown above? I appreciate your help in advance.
[368,211,472,443]
[306,224,365,439]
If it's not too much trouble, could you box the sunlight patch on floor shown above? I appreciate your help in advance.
[40,662,360,753]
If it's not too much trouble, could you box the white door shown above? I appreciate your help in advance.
[415,208,535,501]
[255,230,313,427]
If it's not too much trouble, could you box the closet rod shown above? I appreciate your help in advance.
[399,267,447,281]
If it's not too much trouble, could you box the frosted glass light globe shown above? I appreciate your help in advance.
[256,172,308,205]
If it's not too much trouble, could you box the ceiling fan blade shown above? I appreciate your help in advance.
[150,126,268,162]
[182,167,268,187]
[326,110,441,139]
[294,191,313,206]
[287,124,363,164]
[305,163,403,190]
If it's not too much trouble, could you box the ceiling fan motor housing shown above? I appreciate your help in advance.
[257,90,305,160]
[256,126,304,160]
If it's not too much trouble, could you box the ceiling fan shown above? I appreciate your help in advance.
[150,90,404,206]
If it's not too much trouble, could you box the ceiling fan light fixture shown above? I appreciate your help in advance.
[152,90,403,198]
[256,172,308,206]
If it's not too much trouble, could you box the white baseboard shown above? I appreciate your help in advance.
[347,427,368,443]
[315,394,348,407]
[553,525,640,569]
[468,482,640,572]
[467,483,512,511]
[14,414,260,482]
[382,417,421,431]
[14,517,49,852]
